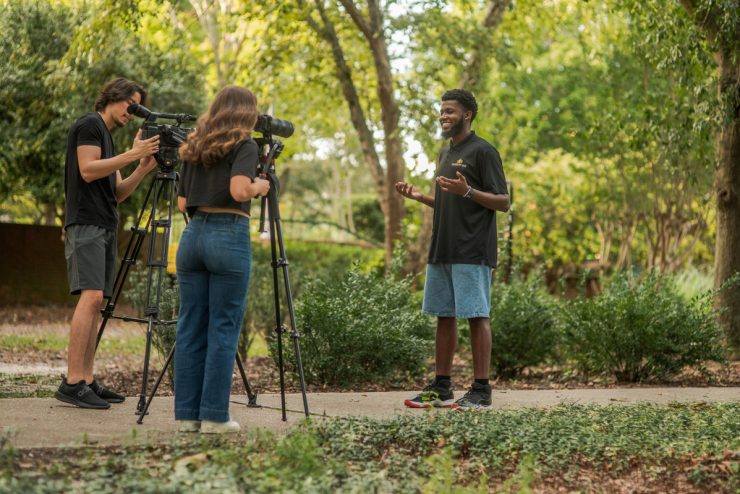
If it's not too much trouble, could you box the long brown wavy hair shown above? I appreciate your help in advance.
[179,86,258,166]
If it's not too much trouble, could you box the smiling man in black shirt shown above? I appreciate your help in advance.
[396,89,509,410]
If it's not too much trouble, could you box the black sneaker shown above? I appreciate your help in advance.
[451,382,492,410]
[55,378,111,409]
[404,378,454,408]
[90,380,125,403]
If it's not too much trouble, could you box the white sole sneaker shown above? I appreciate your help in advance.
[200,419,240,434]
[178,420,201,432]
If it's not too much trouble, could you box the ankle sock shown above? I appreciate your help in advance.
[435,375,451,384]
[474,378,489,386]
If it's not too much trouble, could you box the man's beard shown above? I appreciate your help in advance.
[441,118,465,139]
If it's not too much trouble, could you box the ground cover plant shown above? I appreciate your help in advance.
[1,403,737,493]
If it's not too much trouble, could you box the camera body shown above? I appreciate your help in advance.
[141,122,193,171]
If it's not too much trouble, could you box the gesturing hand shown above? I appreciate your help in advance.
[395,181,423,201]
[436,171,469,196]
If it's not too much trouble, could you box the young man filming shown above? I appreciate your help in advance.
[396,89,509,410]
[57,77,160,409]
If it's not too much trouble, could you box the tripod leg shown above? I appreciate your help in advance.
[137,342,175,424]
[267,208,289,421]
[95,177,157,349]
[273,218,310,417]
[136,173,177,417]
[137,316,156,415]
[265,179,310,418]
[235,354,258,407]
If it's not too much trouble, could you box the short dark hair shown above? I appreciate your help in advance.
[441,89,478,122]
[94,78,147,112]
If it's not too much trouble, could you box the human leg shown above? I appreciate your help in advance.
[67,289,103,385]
[469,317,492,380]
[174,219,210,421]
[199,215,251,424]
[435,316,457,376]
[449,265,493,410]
[405,265,458,408]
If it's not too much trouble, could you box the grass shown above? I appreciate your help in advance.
[1,402,738,493]
[0,332,269,357]
[0,374,56,398]
[0,334,146,355]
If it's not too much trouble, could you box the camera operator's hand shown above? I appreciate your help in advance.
[254,177,270,197]
[130,129,160,160]
[137,155,157,175]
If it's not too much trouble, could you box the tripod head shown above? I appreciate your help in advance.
[254,137,285,234]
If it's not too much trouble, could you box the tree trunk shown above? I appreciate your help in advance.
[338,0,406,267]
[680,0,740,350]
[713,54,740,350]
[43,202,57,226]
[306,0,396,267]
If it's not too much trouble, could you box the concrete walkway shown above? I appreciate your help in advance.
[2,387,738,449]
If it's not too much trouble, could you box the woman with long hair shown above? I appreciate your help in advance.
[174,86,270,434]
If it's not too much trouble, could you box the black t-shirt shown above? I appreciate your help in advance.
[428,131,508,267]
[64,113,118,230]
[178,139,259,217]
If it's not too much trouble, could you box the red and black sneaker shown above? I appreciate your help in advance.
[404,378,455,408]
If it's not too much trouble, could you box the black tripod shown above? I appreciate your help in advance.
[256,137,310,420]
[95,166,257,424]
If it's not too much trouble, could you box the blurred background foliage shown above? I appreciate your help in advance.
[0,0,727,278]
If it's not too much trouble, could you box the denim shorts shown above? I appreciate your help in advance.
[422,263,492,319]
[64,224,117,297]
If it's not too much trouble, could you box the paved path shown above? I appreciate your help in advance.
[2,387,738,449]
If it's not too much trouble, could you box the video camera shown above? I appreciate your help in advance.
[255,114,294,138]
[128,104,195,171]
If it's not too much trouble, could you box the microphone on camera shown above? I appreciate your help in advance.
[127,104,197,122]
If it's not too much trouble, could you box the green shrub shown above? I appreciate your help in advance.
[276,267,434,386]
[490,275,559,377]
[245,241,382,352]
[124,268,179,380]
[560,272,726,382]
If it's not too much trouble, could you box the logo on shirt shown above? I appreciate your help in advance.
[452,159,468,168]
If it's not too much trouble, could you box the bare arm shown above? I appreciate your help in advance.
[77,130,159,183]
[230,175,271,202]
[395,182,435,208]
[178,195,187,213]
[115,156,158,203]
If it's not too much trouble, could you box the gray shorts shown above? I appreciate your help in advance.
[65,224,117,297]
[422,263,492,319]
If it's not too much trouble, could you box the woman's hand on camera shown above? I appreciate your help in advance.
[254,177,270,197]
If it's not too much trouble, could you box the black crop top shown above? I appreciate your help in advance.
[177,139,259,217]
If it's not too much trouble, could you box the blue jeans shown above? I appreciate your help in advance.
[174,212,251,422]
